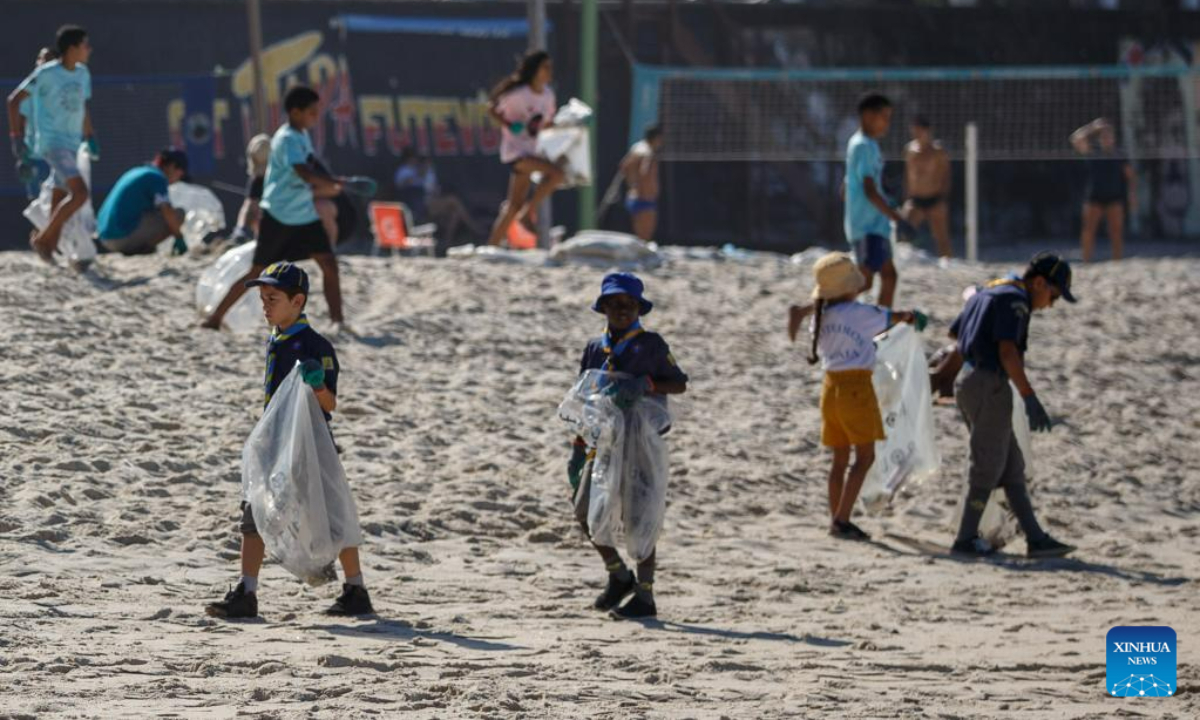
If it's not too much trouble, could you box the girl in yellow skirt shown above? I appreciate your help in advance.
[799,253,926,540]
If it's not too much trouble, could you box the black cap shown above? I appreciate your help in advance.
[1028,252,1076,303]
[155,147,189,173]
[245,262,310,295]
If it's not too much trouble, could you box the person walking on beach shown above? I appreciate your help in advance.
[7,25,97,263]
[205,262,373,619]
[800,252,926,541]
[201,86,347,331]
[947,252,1078,558]
[485,50,563,247]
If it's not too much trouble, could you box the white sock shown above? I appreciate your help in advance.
[240,576,258,593]
[345,574,365,588]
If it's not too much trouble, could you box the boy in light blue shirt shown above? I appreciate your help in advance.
[844,93,911,309]
[7,25,98,263]
[15,47,57,199]
[202,86,347,332]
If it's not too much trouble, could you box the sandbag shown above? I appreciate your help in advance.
[23,145,96,266]
[976,382,1036,547]
[859,324,941,511]
[196,241,261,333]
[167,182,226,251]
[242,364,363,586]
[549,230,663,269]
[558,369,671,562]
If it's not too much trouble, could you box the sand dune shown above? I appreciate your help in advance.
[1,248,1196,718]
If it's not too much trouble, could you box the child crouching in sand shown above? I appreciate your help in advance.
[799,253,926,540]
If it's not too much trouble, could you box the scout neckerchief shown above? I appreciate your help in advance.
[263,314,310,406]
[600,321,644,371]
[985,273,1026,292]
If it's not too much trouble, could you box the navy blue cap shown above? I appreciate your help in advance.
[245,262,310,295]
[1028,252,1076,303]
[592,272,653,316]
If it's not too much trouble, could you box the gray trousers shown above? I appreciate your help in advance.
[101,207,183,255]
[955,365,1027,492]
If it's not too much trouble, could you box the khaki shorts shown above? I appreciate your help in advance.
[820,369,885,447]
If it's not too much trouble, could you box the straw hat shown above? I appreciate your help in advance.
[811,252,866,300]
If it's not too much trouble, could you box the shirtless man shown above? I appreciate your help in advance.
[621,125,663,241]
[901,116,953,259]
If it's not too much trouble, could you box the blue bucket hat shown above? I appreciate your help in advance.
[592,272,653,316]
[245,261,310,295]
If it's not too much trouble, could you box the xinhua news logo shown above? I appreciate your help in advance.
[1106,626,1176,698]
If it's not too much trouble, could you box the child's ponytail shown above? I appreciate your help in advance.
[807,299,825,365]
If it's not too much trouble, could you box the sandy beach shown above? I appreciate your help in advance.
[1,248,1196,719]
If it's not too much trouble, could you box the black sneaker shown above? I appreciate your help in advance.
[610,591,657,620]
[594,570,636,611]
[205,582,258,619]
[325,583,374,616]
[1027,535,1075,559]
[951,536,997,557]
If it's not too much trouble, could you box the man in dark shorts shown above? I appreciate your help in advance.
[201,86,347,331]
[901,116,953,259]
[1070,118,1136,261]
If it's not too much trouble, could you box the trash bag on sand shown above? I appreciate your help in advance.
[558,369,671,563]
[973,382,1037,548]
[196,241,260,333]
[167,182,226,250]
[23,145,96,265]
[549,230,662,269]
[858,324,941,511]
[242,365,363,586]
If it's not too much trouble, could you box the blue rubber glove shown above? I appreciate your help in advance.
[912,310,929,332]
[608,376,652,410]
[171,235,188,255]
[85,136,100,161]
[508,121,525,135]
[299,358,325,390]
[1023,393,1052,433]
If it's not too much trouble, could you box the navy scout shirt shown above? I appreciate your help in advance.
[949,281,1030,373]
[264,322,339,420]
[579,328,689,388]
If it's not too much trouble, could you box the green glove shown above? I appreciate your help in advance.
[85,136,100,161]
[171,235,188,256]
[508,121,525,135]
[607,376,652,410]
[912,310,929,332]
[567,443,588,491]
[299,358,325,389]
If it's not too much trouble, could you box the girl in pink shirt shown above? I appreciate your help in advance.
[486,50,564,246]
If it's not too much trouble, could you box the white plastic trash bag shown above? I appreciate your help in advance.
[976,382,1036,547]
[558,369,671,562]
[242,364,363,586]
[23,145,96,266]
[859,324,941,511]
[196,241,260,334]
[535,125,592,188]
[553,97,594,127]
[167,182,226,251]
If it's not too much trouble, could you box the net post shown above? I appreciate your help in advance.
[965,121,979,262]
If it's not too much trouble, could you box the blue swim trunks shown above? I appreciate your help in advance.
[851,233,893,273]
[626,198,657,215]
